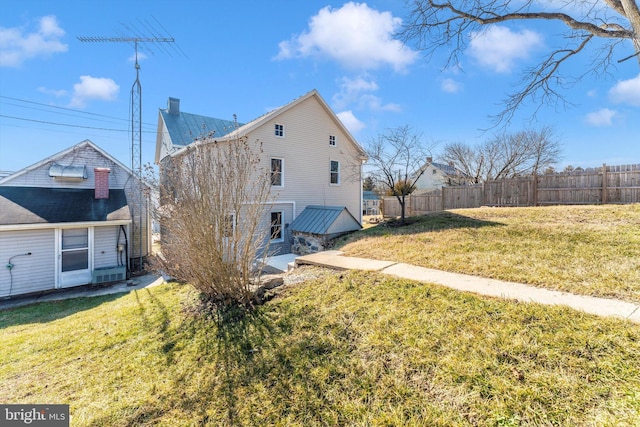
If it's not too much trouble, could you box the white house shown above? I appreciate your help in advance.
[0,140,151,297]
[414,157,470,191]
[155,89,368,255]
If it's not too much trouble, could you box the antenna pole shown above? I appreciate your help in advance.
[78,32,175,274]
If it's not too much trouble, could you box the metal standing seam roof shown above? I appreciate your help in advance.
[363,191,380,200]
[160,110,243,147]
[289,205,360,235]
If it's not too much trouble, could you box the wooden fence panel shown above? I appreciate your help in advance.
[380,163,640,218]
[536,172,603,205]
[606,164,640,203]
[483,178,535,207]
[443,185,483,209]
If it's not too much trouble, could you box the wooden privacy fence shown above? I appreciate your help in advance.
[383,164,640,217]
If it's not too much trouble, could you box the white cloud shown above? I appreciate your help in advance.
[337,110,365,133]
[69,76,119,108]
[441,78,463,93]
[0,15,68,67]
[468,25,543,73]
[609,74,640,106]
[37,86,67,97]
[332,75,401,112]
[275,2,417,72]
[585,108,617,126]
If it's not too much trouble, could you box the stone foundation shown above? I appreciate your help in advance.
[291,233,327,255]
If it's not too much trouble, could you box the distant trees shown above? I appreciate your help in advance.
[442,127,562,183]
[366,125,435,224]
[152,136,274,310]
[401,0,640,124]
[363,175,377,192]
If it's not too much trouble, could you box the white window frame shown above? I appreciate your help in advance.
[330,160,340,185]
[270,211,284,242]
[274,123,285,138]
[270,157,284,187]
[329,135,336,147]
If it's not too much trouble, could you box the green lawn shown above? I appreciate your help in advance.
[2,272,640,426]
[2,204,640,425]
[338,204,640,302]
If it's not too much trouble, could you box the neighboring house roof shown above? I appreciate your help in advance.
[290,205,361,236]
[363,190,380,200]
[0,139,144,187]
[165,90,368,161]
[430,161,459,176]
[0,187,130,225]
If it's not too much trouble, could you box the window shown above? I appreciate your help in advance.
[61,228,88,272]
[223,214,235,238]
[271,158,283,187]
[275,123,284,137]
[330,160,340,185]
[329,135,336,146]
[270,211,283,241]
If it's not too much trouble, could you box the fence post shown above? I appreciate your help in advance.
[602,163,607,204]
[532,175,538,206]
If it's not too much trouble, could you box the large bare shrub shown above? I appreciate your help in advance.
[153,136,273,308]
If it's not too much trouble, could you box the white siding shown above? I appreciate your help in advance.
[248,96,363,224]
[0,229,55,297]
[3,143,133,190]
[94,225,126,269]
[2,141,149,258]
[415,165,448,190]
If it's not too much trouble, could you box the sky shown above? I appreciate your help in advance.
[1,0,639,175]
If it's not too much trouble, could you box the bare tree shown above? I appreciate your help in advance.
[152,136,274,309]
[442,127,562,181]
[401,0,640,124]
[367,125,435,224]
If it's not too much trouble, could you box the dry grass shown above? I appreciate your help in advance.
[2,273,640,426]
[337,204,640,302]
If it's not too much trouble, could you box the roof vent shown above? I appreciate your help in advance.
[168,97,180,115]
[49,164,88,181]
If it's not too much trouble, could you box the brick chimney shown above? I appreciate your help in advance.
[94,168,111,199]
[427,157,433,163]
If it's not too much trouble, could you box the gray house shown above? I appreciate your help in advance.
[0,140,151,298]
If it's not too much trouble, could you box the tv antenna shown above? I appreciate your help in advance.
[78,19,181,272]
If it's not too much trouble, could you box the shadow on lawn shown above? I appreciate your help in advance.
[339,210,504,244]
[0,293,124,329]
[100,297,341,426]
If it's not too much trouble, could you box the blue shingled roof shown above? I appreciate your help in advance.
[160,109,242,147]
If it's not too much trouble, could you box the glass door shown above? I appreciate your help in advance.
[59,228,92,288]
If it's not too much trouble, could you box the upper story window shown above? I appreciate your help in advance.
[329,135,336,146]
[330,160,340,185]
[271,158,283,187]
[275,123,284,138]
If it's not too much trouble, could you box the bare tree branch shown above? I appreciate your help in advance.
[401,0,640,126]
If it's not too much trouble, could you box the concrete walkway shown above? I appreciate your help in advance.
[0,274,166,311]
[3,252,639,325]
[296,250,640,324]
